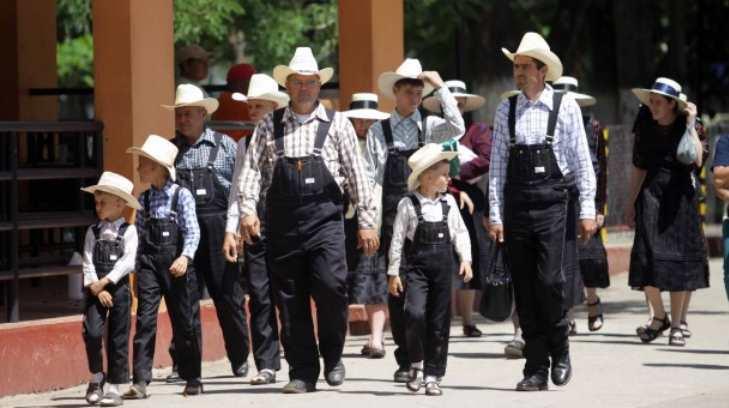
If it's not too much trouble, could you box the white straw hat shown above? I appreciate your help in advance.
[232,73,290,109]
[423,80,485,113]
[81,171,141,210]
[502,32,563,82]
[407,143,458,191]
[161,83,219,115]
[553,76,596,107]
[343,93,390,121]
[125,135,179,181]
[631,77,688,110]
[272,47,334,88]
[377,58,435,100]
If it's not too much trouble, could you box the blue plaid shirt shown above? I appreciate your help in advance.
[135,179,200,260]
[173,128,238,198]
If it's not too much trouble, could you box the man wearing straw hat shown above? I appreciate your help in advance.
[238,47,378,393]
[163,84,250,381]
[488,32,597,391]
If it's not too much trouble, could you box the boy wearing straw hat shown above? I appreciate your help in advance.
[124,135,203,398]
[238,47,378,393]
[367,58,465,383]
[163,83,251,381]
[388,143,472,396]
[80,172,140,406]
[223,73,290,385]
[488,32,597,391]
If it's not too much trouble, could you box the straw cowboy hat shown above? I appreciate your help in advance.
[161,84,219,115]
[407,143,458,191]
[81,171,141,210]
[126,135,179,181]
[423,80,485,113]
[232,73,290,109]
[272,47,334,88]
[177,44,209,63]
[343,93,390,121]
[502,32,563,82]
[632,77,688,110]
[377,58,435,100]
[553,76,596,107]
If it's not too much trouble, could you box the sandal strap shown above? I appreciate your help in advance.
[586,297,601,307]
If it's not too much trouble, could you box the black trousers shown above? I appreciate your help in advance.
[267,202,348,382]
[245,232,281,371]
[388,285,409,370]
[505,200,570,376]
[133,259,202,383]
[83,279,131,384]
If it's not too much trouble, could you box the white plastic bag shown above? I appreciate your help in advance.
[676,120,699,165]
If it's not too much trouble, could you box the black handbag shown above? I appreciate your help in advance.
[479,240,513,321]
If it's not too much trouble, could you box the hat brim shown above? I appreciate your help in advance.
[631,88,687,110]
[272,66,334,88]
[423,92,485,113]
[81,185,142,210]
[343,109,390,121]
[407,151,458,191]
[125,147,177,181]
[233,92,290,110]
[570,92,597,107]
[161,98,219,115]
[502,48,564,82]
[377,72,435,100]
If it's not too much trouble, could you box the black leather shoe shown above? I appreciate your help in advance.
[282,379,316,393]
[515,374,549,391]
[183,380,203,396]
[551,354,572,386]
[233,362,249,378]
[393,367,410,383]
[325,360,345,386]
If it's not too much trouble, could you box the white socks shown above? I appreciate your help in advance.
[91,372,104,384]
[106,384,121,395]
[411,361,423,370]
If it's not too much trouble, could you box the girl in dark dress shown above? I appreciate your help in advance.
[625,77,709,347]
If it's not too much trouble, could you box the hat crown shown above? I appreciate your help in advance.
[516,32,551,53]
[654,77,682,93]
[407,143,442,170]
[288,47,320,73]
[351,92,379,103]
[96,171,134,195]
[444,80,467,90]
[174,84,207,106]
[395,58,424,77]
[247,74,280,98]
[141,135,178,167]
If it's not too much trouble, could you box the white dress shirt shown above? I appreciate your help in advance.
[388,192,471,276]
[488,85,596,225]
[82,217,138,286]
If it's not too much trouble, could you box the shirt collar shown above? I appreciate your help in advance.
[413,191,445,204]
[98,217,127,229]
[517,84,554,111]
[283,102,330,124]
[390,108,423,130]
[151,178,175,195]
[175,127,216,147]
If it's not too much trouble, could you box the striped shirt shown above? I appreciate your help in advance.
[238,103,376,229]
[136,179,200,260]
[172,127,238,198]
[488,85,596,225]
[365,87,465,187]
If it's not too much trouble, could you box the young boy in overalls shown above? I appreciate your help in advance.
[124,135,203,398]
[388,143,472,396]
[81,171,140,406]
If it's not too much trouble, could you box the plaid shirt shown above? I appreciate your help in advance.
[226,138,247,233]
[136,179,200,260]
[172,128,238,198]
[238,103,376,229]
[488,85,596,225]
[365,87,465,187]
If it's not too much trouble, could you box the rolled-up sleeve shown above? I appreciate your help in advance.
[426,87,466,142]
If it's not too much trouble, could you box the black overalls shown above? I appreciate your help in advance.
[265,107,347,382]
[133,186,202,384]
[174,132,249,372]
[503,92,576,377]
[380,117,425,371]
[403,194,456,378]
[83,222,131,384]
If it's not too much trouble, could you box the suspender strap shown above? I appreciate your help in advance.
[508,95,517,146]
[407,193,424,222]
[143,191,151,213]
[313,109,335,156]
[419,115,426,147]
[170,185,181,218]
[382,118,395,151]
[92,224,101,240]
[440,198,449,223]
[272,108,286,156]
[117,222,129,243]
[546,91,565,143]
[206,132,223,169]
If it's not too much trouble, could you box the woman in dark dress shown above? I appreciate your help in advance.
[625,77,709,347]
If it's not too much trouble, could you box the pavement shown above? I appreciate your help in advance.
[3,260,728,408]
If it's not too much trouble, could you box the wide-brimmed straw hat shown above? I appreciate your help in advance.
[232,73,290,109]
[377,58,435,100]
[161,83,219,115]
[423,80,485,113]
[407,143,458,191]
[553,76,596,107]
[342,93,390,121]
[502,32,563,82]
[272,47,334,88]
[81,171,141,210]
[631,77,688,110]
[125,135,179,181]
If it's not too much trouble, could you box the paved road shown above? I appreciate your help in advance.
[4,260,728,408]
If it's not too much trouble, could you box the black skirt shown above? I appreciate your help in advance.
[345,214,388,305]
[578,231,610,288]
